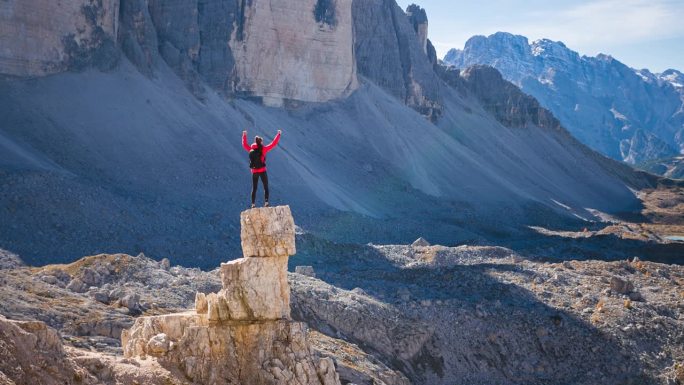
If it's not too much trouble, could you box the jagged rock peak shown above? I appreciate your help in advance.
[444,30,684,164]
[406,4,428,54]
[121,206,340,385]
[352,0,443,120]
[470,32,531,54]
[405,4,428,23]
[659,69,684,90]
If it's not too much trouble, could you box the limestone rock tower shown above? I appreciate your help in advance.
[121,206,340,385]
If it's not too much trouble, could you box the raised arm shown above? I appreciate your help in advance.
[242,131,250,152]
[263,130,282,152]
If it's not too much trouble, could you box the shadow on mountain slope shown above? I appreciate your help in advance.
[0,59,655,268]
[290,237,660,384]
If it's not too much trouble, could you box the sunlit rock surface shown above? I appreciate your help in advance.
[231,0,358,106]
[121,206,340,385]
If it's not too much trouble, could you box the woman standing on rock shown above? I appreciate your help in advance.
[242,130,281,208]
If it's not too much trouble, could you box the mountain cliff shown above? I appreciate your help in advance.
[444,32,684,166]
[0,1,657,267]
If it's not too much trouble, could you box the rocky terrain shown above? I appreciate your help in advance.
[121,206,341,385]
[445,32,684,166]
[2,201,684,384]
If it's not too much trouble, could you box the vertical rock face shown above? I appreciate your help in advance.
[232,0,358,106]
[121,0,357,103]
[0,0,120,76]
[2,0,443,112]
[405,4,428,55]
[121,206,340,385]
[352,0,442,119]
[2,0,357,104]
[119,0,160,75]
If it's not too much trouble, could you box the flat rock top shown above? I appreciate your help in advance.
[240,206,296,258]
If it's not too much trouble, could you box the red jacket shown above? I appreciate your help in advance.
[242,132,281,174]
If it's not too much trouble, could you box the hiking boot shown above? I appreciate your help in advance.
[264,202,270,207]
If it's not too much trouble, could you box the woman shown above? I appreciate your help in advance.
[242,130,281,208]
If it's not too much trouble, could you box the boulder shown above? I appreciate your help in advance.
[411,237,430,247]
[119,293,142,313]
[81,267,103,287]
[160,257,171,270]
[210,255,290,321]
[66,278,87,293]
[240,206,296,258]
[40,275,60,285]
[0,315,82,385]
[610,276,634,294]
[146,333,170,356]
[295,266,316,278]
[90,289,110,304]
[290,274,437,364]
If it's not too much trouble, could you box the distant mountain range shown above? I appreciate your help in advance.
[444,32,684,170]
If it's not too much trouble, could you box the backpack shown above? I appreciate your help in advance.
[249,147,265,169]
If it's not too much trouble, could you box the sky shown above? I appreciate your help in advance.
[396,0,684,72]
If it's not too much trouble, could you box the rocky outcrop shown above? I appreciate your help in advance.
[0,0,120,76]
[0,313,210,384]
[454,65,563,131]
[0,249,23,269]
[121,206,341,385]
[240,205,297,257]
[198,254,291,321]
[352,0,442,119]
[0,315,85,384]
[308,330,412,385]
[290,274,442,382]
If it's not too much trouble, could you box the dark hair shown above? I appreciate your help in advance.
[255,136,263,148]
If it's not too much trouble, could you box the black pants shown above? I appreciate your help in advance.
[251,171,269,204]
